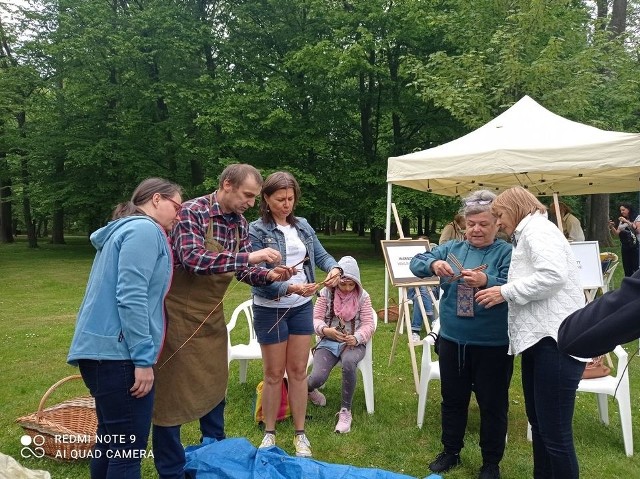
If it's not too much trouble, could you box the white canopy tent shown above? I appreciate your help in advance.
[383,95,640,320]
[387,95,640,199]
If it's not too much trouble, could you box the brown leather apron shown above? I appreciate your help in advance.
[152,213,237,427]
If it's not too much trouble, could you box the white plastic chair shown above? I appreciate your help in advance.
[577,345,633,456]
[226,299,262,383]
[525,345,632,456]
[307,307,377,414]
[416,319,441,428]
[600,260,619,294]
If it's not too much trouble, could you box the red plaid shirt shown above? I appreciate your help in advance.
[171,192,270,285]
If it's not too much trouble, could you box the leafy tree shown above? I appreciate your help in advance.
[405,0,640,242]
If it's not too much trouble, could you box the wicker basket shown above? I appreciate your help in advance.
[376,297,399,322]
[16,375,97,461]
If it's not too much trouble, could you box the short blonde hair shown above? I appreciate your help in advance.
[492,186,546,226]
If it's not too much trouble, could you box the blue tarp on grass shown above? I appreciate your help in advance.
[184,437,423,479]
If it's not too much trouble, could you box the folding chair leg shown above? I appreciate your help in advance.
[239,359,249,384]
[359,364,375,414]
[596,393,609,425]
[617,385,634,456]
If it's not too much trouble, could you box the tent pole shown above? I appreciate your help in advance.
[383,183,392,323]
[552,192,564,232]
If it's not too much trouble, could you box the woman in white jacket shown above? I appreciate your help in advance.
[475,186,586,479]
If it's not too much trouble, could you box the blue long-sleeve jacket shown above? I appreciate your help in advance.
[68,216,172,367]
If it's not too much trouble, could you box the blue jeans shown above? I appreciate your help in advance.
[78,360,154,479]
[152,399,226,479]
[521,337,585,479]
[253,300,313,344]
[407,286,434,332]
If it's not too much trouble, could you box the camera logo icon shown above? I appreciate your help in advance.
[20,434,46,459]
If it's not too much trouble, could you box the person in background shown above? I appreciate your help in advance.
[608,202,638,276]
[408,285,435,342]
[68,178,183,479]
[554,201,585,242]
[476,186,586,479]
[307,256,375,434]
[439,214,465,244]
[410,190,513,479]
[249,171,342,458]
[152,165,292,479]
[408,237,436,341]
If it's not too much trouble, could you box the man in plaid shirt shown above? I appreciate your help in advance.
[152,164,292,479]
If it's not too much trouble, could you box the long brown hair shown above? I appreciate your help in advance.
[259,171,301,225]
[112,178,182,220]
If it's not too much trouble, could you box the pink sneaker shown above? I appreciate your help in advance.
[334,408,352,434]
[308,389,326,406]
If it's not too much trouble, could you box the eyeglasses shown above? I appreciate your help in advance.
[162,195,182,214]
[464,199,492,206]
[339,279,356,286]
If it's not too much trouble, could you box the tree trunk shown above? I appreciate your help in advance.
[21,159,37,248]
[359,50,377,163]
[401,217,411,238]
[587,194,611,245]
[596,0,608,20]
[370,227,384,253]
[51,208,65,243]
[16,112,37,248]
[610,0,627,34]
[388,45,403,156]
[0,157,13,244]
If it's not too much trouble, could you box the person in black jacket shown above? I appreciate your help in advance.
[558,270,640,357]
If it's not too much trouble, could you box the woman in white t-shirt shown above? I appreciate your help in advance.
[249,171,342,458]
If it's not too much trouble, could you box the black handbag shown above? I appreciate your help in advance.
[619,228,638,250]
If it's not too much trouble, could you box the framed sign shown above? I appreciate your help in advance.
[380,239,439,286]
[570,241,603,289]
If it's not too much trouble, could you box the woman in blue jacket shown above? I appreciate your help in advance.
[249,171,341,458]
[68,177,182,479]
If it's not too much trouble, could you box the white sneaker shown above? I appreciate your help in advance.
[293,433,312,457]
[335,408,352,434]
[259,432,276,449]
[411,332,421,342]
[308,388,327,406]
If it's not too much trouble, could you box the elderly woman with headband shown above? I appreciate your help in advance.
[476,186,586,479]
[410,190,512,479]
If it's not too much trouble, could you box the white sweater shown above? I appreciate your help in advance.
[501,213,585,355]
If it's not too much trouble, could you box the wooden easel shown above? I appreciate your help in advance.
[387,203,440,393]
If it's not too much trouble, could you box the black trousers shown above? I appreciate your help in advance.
[621,246,639,276]
[438,337,514,464]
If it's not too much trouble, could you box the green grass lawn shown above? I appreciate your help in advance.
[0,233,638,478]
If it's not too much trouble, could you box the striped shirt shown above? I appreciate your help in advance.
[171,192,270,285]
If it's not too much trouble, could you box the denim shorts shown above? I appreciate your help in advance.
[253,300,314,345]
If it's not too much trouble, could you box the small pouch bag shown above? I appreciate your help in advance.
[456,284,475,317]
[582,355,611,379]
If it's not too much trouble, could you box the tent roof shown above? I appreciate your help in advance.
[387,96,640,197]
